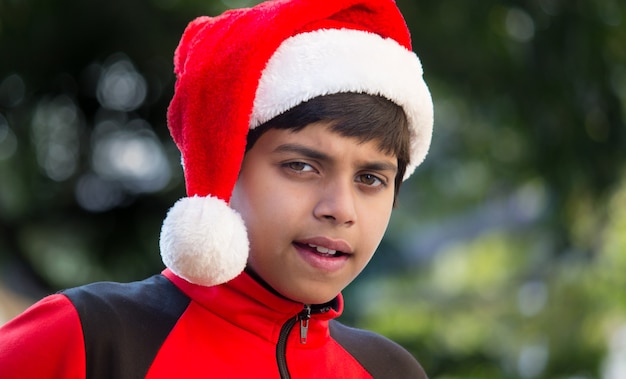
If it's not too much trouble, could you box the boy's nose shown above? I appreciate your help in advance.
[312,180,357,226]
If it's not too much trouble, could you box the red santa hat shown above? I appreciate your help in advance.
[160,0,434,287]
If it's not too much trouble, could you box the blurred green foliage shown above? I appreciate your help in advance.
[1,0,625,378]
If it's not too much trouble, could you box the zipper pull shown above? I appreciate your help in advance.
[299,304,312,344]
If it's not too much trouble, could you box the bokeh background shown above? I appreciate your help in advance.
[1,0,625,378]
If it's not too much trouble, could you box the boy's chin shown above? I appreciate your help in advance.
[280,286,343,305]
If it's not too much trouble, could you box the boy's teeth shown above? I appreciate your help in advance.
[308,243,337,255]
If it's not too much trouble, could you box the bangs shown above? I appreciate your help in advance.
[248,93,410,161]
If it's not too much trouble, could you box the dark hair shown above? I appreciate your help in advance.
[246,92,411,203]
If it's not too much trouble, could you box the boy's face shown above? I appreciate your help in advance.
[230,122,397,304]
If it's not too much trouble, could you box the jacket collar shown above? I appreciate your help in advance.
[162,268,343,345]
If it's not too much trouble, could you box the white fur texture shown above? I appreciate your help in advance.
[251,28,434,179]
[160,196,249,286]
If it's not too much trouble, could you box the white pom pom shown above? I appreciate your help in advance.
[159,196,249,286]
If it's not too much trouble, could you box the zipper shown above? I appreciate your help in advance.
[299,304,312,344]
[276,304,313,379]
[276,317,297,379]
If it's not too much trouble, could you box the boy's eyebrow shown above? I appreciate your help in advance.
[274,143,328,161]
[362,160,398,175]
[273,143,398,174]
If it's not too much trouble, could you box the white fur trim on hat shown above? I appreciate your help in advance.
[159,196,249,286]
[251,28,434,180]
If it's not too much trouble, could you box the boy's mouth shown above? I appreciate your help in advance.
[295,243,345,257]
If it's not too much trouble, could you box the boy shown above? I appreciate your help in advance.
[0,0,433,377]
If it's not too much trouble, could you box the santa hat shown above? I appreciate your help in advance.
[160,0,434,287]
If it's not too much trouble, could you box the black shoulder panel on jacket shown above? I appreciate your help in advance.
[329,320,428,379]
[62,274,190,379]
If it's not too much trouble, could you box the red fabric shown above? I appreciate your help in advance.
[167,0,412,201]
[0,271,406,378]
[148,269,372,378]
[0,294,85,379]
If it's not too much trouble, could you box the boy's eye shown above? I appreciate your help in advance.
[285,161,314,172]
[356,173,385,187]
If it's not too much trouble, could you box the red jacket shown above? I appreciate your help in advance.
[0,269,427,378]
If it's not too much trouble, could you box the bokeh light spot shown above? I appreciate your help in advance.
[0,73,26,108]
[91,118,171,194]
[0,113,18,160]
[30,95,82,181]
[518,342,549,378]
[517,280,548,317]
[506,8,535,42]
[97,55,147,112]
[75,172,125,212]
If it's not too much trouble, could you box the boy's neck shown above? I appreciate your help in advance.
[245,266,283,298]
[244,266,339,311]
